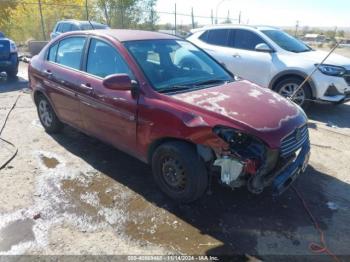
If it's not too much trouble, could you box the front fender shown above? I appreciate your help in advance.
[136,97,227,163]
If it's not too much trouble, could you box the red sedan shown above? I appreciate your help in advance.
[29,29,310,202]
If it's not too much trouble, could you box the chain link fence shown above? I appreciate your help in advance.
[3,1,239,43]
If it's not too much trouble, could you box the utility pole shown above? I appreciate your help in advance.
[211,9,214,25]
[174,3,177,35]
[85,0,89,20]
[191,7,195,29]
[38,0,46,40]
[238,11,241,24]
[121,0,124,28]
[226,10,230,23]
[216,0,227,24]
[151,9,154,30]
[295,20,299,37]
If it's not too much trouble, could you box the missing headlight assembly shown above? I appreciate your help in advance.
[212,126,279,193]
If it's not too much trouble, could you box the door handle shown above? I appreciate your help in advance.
[232,54,241,58]
[44,69,53,77]
[80,83,93,93]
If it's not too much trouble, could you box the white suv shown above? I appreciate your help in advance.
[187,25,350,108]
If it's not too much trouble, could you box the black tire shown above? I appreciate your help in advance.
[152,141,208,203]
[36,95,63,133]
[274,77,312,109]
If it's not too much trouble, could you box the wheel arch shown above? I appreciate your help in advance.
[147,137,214,165]
[33,90,46,105]
[269,70,316,99]
[33,89,61,120]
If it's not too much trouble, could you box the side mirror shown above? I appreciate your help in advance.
[255,43,273,53]
[103,74,133,91]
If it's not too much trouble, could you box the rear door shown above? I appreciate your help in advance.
[42,36,87,129]
[78,37,138,154]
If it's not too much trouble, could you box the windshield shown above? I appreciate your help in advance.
[124,39,232,92]
[262,30,311,53]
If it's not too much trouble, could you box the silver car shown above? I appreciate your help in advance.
[50,19,109,39]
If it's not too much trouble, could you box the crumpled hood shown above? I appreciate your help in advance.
[294,50,350,68]
[172,80,307,148]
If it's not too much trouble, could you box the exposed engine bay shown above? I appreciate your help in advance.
[211,125,309,195]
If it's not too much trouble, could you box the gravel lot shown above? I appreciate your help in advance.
[0,62,349,261]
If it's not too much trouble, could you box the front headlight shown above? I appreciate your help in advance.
[9,40,17,53]
[316,64,346,77]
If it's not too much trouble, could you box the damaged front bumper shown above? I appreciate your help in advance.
[214,140,311,196]
[272,141,310,195]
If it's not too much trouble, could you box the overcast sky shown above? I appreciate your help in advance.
[156,0,349,28]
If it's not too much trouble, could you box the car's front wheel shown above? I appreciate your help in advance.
[152,141,208,203]
[36,95,63,133]
[275,77,312,109]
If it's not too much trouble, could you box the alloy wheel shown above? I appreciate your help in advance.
[278,83,306,106]
[38,99,53,127]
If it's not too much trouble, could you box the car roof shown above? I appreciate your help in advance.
[87,29,181,42]
[58,19,107,26]
[190,24,280,33]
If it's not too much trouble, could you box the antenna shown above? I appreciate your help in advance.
[85,0,95,29]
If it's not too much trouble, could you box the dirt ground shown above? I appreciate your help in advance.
[0,62,350,261]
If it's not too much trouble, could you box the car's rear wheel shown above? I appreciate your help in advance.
[152,141,208,203]
[275,77,312,109]
[36,95,63,133]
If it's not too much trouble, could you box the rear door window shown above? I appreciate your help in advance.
[86,38,133,78]
[198,31,209,42]
[230,29,267,51]
[55,37,86,70]
[206,29,229,46]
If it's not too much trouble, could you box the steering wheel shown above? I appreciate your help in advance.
[178,57,202,70]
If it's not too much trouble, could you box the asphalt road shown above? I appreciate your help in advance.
[0,62,349,261]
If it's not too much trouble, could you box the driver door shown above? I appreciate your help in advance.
[78,37,138,155]
[226,29,273,88]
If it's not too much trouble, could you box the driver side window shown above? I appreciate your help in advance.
[86,38,134,79]
[229,29,267,51]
